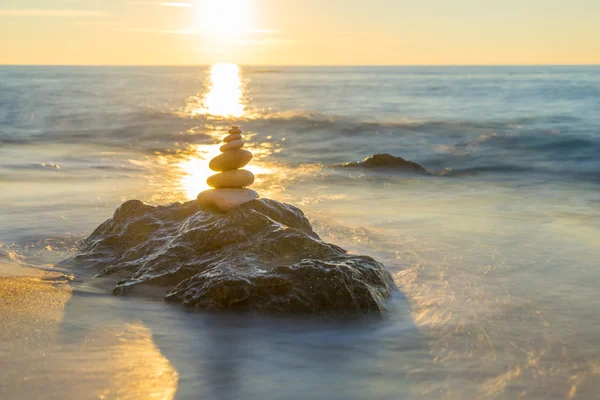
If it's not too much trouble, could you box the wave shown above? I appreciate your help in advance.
[462,131,597,154]
[2,108,598,183]
[331,154,600,185]
[0,107,588,147]
[246,68,282,74]
[439,165,536,176]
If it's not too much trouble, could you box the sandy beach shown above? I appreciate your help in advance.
[1,262,179,399]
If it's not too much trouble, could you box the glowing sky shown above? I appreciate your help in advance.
[0,0,599,65]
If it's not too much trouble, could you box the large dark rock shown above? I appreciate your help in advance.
[62,198,397,315]
[340,153,430,175]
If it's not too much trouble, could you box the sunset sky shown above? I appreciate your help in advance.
[1,0,599,65]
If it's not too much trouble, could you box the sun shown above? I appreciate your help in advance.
[196,0,252,38]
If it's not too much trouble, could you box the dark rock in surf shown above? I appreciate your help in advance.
[62,198,397,315]
[340,154,430,175]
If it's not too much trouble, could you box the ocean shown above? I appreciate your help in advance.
[1,65,599,399]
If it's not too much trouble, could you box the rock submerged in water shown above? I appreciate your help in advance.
[63,198,397,315]
[340,154,430,175]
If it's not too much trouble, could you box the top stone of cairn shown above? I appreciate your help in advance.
[197,126,259,212]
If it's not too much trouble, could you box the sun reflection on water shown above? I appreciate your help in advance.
[178,144,221,198]
[148,62,300,201]
[175,62,280,199]
[192,63,246,118]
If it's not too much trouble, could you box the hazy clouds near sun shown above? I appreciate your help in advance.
[0,0,599,65]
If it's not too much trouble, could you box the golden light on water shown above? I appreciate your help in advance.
[144,59,315,202]
[106,323,179,400]
[178,144,221,198]
[198,63,246,118]
[175,61,280,200]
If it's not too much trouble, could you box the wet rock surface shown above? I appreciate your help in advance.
[340,153,430,175]
[62,198,397,314]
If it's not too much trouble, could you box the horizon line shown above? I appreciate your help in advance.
[1,63,599,68]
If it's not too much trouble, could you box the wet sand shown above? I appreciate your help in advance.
[0,259,421,400]
[0,262,178,400]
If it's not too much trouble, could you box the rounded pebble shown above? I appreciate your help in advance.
[207,169,254,188]
[209,149,253,172]
[229,127,242,135]
[197,188,259,213]
[223,133,242,143]
[220,140,244,152]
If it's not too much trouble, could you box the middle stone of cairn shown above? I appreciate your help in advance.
[206,126,255,189]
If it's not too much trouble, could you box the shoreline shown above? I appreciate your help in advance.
[0,261,180,400]
[0,261,51,278]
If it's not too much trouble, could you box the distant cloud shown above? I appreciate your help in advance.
[117,27,281,35]
[71,20,121,27]
[249,29,281,34]
[232,38,293,47]
[126,1,193,6]
[119,27,198,34]
[0,9,107,17]
[160,2,193,6]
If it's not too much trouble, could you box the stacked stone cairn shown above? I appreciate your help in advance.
[197,126,260,212]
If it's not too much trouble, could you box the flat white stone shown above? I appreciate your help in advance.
[223,133,242,143]
[220,139,244,152]
[197,189,259,213]
[207,169,254,188]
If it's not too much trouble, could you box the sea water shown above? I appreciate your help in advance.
[1,65,599,399]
